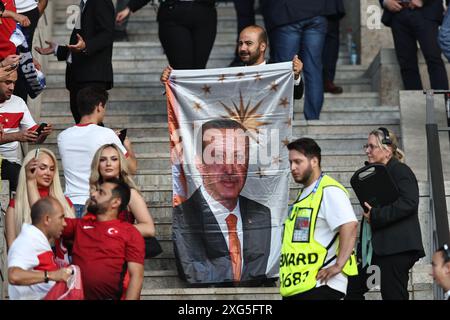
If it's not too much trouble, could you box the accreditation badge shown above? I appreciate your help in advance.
[292,207,312,243]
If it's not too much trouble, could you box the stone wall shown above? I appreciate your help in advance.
[359,0,394,66]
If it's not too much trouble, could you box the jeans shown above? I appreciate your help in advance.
[269,15,328,120]
[439,8,450,63]
[73,204,86,219]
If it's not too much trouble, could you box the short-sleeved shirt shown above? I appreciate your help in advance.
[57,123,128,205]
[0,0,17,58]
[7,224,58,300]
[298,180,357,295]
[62,216,145,300]
[0,95,38,163]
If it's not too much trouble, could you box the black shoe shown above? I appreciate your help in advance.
[114,30,129,42]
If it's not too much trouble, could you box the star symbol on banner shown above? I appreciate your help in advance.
[256,167,267,178]
[270,81,279,92]
[193,101,202,112]
[236,72,245,79]
[282,137,290,146]
[219,91,270,140]
[272,156,282,165]
[285,118,292,127]
[254,73,262,82]
[202,84,211,95]
[218,74,226,82]
[279,97,289,108]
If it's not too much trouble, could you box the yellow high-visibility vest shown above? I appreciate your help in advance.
[280,174,357,297]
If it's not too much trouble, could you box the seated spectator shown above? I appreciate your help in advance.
[62,178,145,300]
[7,197,73,300]
[57,86,137,218]
[89,143,155,237]
[5,148,75,252]
[0,69,52,193]
[431,244,450,300]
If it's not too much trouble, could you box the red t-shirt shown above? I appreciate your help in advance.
[62,216,145,300]
[0,0,18,59]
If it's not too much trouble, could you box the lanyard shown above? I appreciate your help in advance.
[297,172,324,201]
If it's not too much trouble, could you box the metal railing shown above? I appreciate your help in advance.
[424,90,450,300]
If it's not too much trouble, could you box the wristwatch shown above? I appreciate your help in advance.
[44,270,49,283]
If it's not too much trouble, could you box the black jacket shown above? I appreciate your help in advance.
[128,0,215,12]
[369,158,425,258]
[379,0,446,26]
[324,0,345,20]
[172,188,272,284]
[261,0,328,32]
[57,0,114,89]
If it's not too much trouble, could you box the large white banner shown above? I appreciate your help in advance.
[166,62,294,284]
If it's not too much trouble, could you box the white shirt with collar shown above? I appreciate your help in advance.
[200,185,244,268]
[445,290,450,300]
[254,60,302,85]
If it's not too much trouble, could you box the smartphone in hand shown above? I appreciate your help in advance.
[118,128,127,143]
[35,123,47,144]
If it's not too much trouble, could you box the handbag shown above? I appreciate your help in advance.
[144,237,163,258]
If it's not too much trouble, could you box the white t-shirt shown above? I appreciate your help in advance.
[8,224,56,300]
[0,95,38,164]
[298,178,357,295]
[15,0,38,13]
[57,123,128,205]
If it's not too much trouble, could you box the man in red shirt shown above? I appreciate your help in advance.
[62,178,145,300]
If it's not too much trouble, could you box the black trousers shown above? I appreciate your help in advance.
[1,159,21,194]
[157,2,217,69]
[323,17,340,82]
[345,251,418,300]
[390,9,448,90]
[231,0,255,61]
[69,82,109,124]
[13,7,41,102]
[282,285,345,300]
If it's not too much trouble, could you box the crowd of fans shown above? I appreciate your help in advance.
[0,0,450,300]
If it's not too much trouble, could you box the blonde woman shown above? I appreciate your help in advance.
[89,143,155,237]
[5,148,75,249]
[346,128,425,300]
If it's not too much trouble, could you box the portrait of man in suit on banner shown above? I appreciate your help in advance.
[173,118,272,285]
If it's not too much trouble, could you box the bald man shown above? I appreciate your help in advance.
[161,25,304,99]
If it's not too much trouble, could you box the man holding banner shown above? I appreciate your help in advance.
[164,55,296,284]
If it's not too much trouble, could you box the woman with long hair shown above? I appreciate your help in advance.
[5,148,75,249]
[89,143,155,237]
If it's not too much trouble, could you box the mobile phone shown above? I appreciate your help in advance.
[118,128,127,143]
[35,123,47,136]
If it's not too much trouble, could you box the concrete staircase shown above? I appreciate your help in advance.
[36,0,429,300]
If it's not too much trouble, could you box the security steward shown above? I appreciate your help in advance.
[281,138,358,300]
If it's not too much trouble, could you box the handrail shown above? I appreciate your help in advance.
[424,89,450,300]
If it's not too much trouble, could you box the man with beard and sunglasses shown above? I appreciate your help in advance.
[280,138,358,300]
[61,178,145,300]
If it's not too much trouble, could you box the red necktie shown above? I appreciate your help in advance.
[225,213,242,282]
